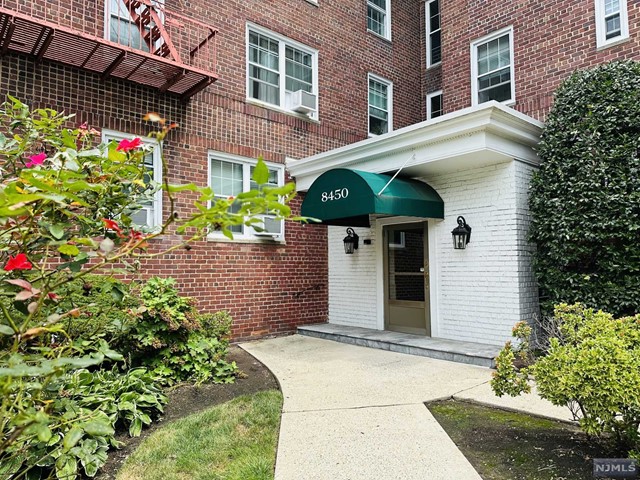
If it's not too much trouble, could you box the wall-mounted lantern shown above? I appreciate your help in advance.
[343,228,359,254]
[451,216,472,249]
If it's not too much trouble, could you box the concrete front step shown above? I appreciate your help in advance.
[297,323,500,368]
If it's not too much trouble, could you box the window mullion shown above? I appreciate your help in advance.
[279,41,286,106]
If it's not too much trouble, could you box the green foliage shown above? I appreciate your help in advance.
[491,304,640,455]
[55,275,139,341]
[0,97,297,478]
[491,342,531,398]
[530,61,640,317]
[57,367,167,438]
[123,278,237,385]
[1,366,166,479]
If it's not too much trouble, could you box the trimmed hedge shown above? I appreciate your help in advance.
[530,61,640,316]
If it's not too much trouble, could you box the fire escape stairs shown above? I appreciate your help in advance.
[0,1,218,99]
[124,0,179,61]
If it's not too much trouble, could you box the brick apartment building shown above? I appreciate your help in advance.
[0,1,637,357]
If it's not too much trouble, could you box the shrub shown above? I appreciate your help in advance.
[0,97,296,478]
[55,275,140,341]
[530,60,640,317]
[491,304,640,455]
[123,277,237,385]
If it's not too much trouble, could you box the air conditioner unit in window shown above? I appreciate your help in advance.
[290,90,317,114]
[253,215,282,237]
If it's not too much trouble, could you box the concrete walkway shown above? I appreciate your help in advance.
[241,335,573,480]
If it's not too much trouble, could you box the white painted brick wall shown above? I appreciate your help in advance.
[328,225,378,328]
[515,161,541,325]
[425,161,539,346]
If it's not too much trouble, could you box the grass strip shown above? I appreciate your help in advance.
[117,389,283,480]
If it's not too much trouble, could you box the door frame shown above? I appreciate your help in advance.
[375,216,440,337]
[383,222,429,335]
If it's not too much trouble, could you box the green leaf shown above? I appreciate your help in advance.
[77,148,101,157]
[0,324,15,335]
[34,423,53,443]
[83,459,99,477]
[55,454,78,480]
[166,183,199,193]
[75,237,98,247]
[129,417,143,437]
[82,421,114,437]
[58,244,80,256]
[252,158,269,184]
[109,284,125,304]
[0,455,22,476]
[63,428,84,452]
[48,224,65,240]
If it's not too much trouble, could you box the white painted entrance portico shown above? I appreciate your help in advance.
[287,101,543,352]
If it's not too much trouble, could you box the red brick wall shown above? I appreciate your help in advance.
[439,0,640,121]
[0,0,424,340]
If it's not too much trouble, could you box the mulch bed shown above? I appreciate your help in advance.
[95,344,279,479]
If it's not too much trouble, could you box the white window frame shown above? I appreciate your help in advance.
[426,0,441,68]
[470,26,515,107]
[367,0,392,40]
[245,23,319,120]
[102,130,163,230]
[595,0,629,48]
[426,90,443,119]
[368,73,393,137]
[104,0,165,51]
[207,152,286,242]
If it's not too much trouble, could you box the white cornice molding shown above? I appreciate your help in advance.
[287,102,543,190]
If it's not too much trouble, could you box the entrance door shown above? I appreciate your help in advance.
[383,222,430,336]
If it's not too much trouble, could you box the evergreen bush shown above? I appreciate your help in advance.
[530,60,640,316]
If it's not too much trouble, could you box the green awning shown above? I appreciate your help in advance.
[301,168,444,227]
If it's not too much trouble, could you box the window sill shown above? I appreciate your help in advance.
[596,35,629,51]
[206,234,286,245]
[304,0,319,5]
[367,29,392,44]
[426,62,442,70]
[245,98,320,124]
[473,98,515,108]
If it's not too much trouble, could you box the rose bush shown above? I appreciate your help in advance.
[0,96,297,478]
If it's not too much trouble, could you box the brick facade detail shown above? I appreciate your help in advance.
[0,0,424,340]
[432,0,640,121]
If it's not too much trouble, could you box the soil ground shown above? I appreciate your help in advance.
[428,399,621,480]
[95,344,279,479]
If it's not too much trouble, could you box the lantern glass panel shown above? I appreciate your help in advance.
[344,240,355,254]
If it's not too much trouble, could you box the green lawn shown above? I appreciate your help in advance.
[117,390,283,480]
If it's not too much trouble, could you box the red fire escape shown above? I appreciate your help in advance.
[0,0,218,99]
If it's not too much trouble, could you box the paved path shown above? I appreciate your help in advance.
[241,335,571,480]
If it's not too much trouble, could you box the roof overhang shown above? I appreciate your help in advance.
[301,169,444,227]
[287,102,543,191]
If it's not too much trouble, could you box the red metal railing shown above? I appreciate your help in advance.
[0,0,218,98]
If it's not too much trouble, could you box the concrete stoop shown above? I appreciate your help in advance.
[297,323,500,368]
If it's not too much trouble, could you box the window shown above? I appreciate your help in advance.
[368,74,393,136]
[209,153,285,240]
[595,0,629,48]
[102,130,162,229]
[246,24,318,118]
[471,27,515,106]
[426,0,441,67]
[427,90,443,119]
[367,0,391,39]
[106,0,164,51]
